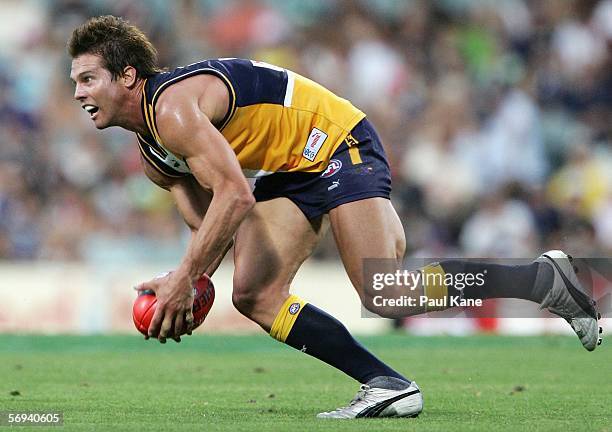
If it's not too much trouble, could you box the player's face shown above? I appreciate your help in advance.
[70,54,126,129]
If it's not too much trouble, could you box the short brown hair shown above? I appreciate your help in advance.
[68,15,162,80]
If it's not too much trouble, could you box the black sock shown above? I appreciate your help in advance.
[271,296,409,385]
[440,261,553,303]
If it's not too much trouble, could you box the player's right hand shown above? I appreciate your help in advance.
[135,270,195,343]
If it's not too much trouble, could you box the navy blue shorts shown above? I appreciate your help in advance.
[253,118,392,220]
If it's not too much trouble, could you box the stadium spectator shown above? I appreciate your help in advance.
[0,0,609,263]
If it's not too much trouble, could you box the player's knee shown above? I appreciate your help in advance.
[360,288,403,319]
[356,282,378,314]
[361,298,399,319]
[360,290,380,315]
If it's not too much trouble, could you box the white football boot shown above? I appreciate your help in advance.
[536,250,602,351]
[317,381,422,419]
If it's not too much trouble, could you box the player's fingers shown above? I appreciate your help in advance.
[158,314,174,344]
[135,281,151,291]
[185,310,195,332]
[174,313,185,338]
[134,282,156,295]
[148,304,164,338]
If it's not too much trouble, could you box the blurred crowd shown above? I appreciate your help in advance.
[0,0,611,263]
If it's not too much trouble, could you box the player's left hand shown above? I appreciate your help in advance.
[135,270,195,343]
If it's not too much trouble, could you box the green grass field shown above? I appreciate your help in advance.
[1,334,610,431]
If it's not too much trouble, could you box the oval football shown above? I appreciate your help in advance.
[132,275,215,335]
[132,292,157,335]
[192,274,215,327]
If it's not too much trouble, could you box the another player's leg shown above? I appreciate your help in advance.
[232,198,410,405]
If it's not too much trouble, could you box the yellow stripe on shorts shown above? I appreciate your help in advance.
[345,133,363,165]
[269,295,307,342]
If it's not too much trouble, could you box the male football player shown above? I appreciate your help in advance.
[68,16,601,419]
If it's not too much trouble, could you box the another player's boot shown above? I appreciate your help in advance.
[535,250,602,351]
[317,381,422,419]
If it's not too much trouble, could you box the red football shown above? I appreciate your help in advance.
[132,274,215,336]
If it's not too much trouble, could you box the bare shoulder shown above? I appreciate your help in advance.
[151,72,232,161]
[155,74,229,126]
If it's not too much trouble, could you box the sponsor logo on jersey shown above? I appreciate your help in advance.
[164,155,189,173]
[303,128,328,161]
[321,159,342,178]
[289,302,301,315]
[328,180,340,191]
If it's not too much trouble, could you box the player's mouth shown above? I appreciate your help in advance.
[82,104,100,120]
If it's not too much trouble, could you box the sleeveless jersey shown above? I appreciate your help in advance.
[136,58,365,178]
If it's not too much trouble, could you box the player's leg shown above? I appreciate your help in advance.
[312,197,421,419]
[328,197,543,317]
[231,197,323,330]
[322,196,602,417]
[329,198,602,350]
[318,116,601,418]
[232,197,409,387]
[328,197,410,317]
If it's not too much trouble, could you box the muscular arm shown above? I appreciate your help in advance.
[156,76,254,282]
[142,75,254,341]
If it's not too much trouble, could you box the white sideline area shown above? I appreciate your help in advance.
[0,262,609,336]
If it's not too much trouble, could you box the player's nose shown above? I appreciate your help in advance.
[73,84,87,101]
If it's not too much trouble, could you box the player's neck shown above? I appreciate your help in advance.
[117,79,148,136]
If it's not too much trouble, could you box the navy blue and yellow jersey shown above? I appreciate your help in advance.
[137,58,365,178]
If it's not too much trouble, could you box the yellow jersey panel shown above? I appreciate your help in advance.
[221,103,363,174]
[289,74,366,133]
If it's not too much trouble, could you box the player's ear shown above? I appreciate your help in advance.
[121,65,138,88]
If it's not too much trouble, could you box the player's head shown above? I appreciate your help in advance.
[68,15,160,129]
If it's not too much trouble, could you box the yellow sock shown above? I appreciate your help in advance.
[269,295,307,342]
[422,263,448,311]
